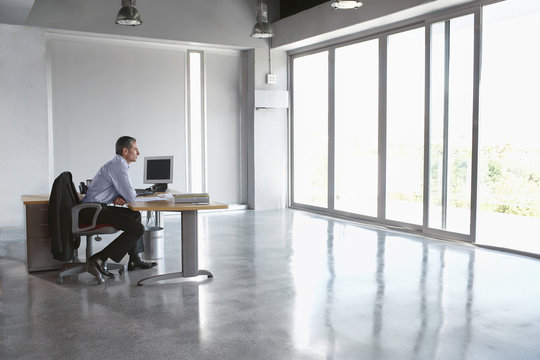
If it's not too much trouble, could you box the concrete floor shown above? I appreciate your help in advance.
[1,209,540,360]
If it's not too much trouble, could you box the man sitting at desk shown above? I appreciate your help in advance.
[83,135,157,278]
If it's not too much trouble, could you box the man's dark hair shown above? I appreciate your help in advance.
[115,136,136,155]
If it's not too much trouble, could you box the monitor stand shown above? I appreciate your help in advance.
[152,183,168,192]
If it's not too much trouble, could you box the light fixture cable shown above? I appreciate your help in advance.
[268,37,273,74]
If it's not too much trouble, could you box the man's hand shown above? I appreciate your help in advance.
[113,197,126,206]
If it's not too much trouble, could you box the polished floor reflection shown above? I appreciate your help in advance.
[1,209,540,359]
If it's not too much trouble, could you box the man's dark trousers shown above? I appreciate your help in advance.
[83,206,145,263]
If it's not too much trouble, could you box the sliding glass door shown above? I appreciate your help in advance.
[477,0,540,253]
[334,39,379,217]
[385,28,425,225]
[290,0,540,254]
[292,51,329,208]
[428,14,475,235]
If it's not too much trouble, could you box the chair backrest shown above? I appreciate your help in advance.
[48,171,81,261]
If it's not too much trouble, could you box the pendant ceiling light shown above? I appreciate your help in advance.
[250,0,274,39]
[116,0,142,26]
[331,0,363,10]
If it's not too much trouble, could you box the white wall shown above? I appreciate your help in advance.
[0,23,49,228]
[251,43,288,210]
[206,51,247,205]
[48,34,247,206]
[1,24,252,229]
[48,35,187,191]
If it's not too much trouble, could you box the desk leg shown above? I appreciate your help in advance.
[181,210,213,278]
[182,210,198,277]
[136,210,213,286]
[146,211,162,227]
[155,211,161,227]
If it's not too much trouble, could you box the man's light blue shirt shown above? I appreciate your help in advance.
[83,154,137,204]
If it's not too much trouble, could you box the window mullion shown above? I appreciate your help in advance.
[470,8,482,243]
[328,49,336,211]
[442,20,451,230]
[378,36,387,220]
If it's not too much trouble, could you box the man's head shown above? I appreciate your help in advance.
[115,136,139,164]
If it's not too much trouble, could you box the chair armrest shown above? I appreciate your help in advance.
[71,203,103,233]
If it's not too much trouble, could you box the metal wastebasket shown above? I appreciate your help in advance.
[143,226,164,261]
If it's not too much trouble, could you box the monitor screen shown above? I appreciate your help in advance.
[143,156,174,184]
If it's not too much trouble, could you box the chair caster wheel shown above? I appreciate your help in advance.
[97,278,104,285]
[57,277,63,284]
[119,268,125,275]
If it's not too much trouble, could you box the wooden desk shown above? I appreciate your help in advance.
[21,194,49,205]
[128,195,228,286]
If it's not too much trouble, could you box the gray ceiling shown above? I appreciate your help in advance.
[0,0,35,24]
[0,0,289,25]
[0,0,478,51]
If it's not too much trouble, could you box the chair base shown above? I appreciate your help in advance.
[57,260,126,285]
[57,233,124,285]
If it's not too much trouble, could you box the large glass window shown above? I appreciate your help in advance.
[429,15,474,234]
[289,0,540,256]
[292,51,329,208]
[478,0,540,253]
[188,51,205,192]
[334,39,379,216]
[386,28,425,225]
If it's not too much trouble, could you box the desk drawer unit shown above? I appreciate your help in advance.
[24,203,62,272]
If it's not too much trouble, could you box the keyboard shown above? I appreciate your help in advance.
[135,188,155,196]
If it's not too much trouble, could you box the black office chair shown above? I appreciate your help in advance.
[49,172,126,285]
[56,204,126,284]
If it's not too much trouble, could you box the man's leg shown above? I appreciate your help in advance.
[93,206,145,263]
[86,206,144,277]
[92,206,157,272]
[127,224,158,271]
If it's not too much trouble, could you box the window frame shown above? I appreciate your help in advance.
[186,50,207,193]
[289,6,485,243]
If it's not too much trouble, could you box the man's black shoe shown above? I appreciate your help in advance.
[88,255,115,278]
[128,257,158,271]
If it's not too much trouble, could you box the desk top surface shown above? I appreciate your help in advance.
[21,194,49,205]
[22,192,228,211]
[128,200,228,211]
[129,190,227,211]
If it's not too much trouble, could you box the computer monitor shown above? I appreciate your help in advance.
[143,156,174,191]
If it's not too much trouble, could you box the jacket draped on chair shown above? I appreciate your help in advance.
[48,171,81,261]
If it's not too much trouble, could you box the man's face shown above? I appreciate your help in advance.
[123,141,140,164]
